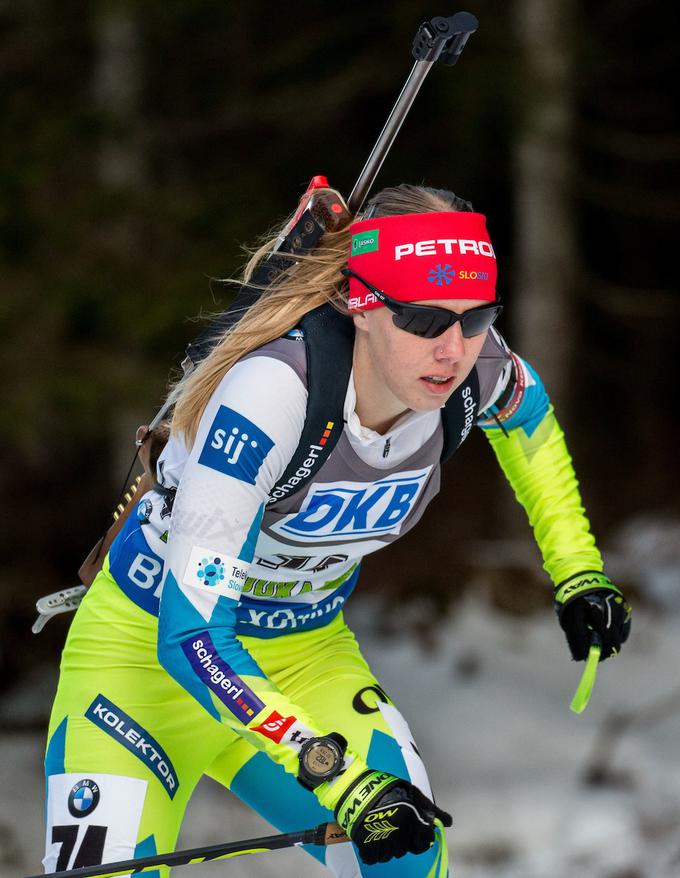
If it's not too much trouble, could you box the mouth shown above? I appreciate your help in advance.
[420,375,455,394]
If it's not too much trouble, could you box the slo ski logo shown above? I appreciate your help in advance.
[459,269,489,281]
[68,779,100,818]
[351,229,379,255]
[199,406,274,485]
[252,710,297,743]
[272,469,431,542]
[196,556,225,587]
[427,264,455,286]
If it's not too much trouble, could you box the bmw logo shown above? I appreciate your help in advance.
[68,779,100,818]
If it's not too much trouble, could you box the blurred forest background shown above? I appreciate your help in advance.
[1,0,679,837]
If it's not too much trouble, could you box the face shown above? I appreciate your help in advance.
[352,298,490,432]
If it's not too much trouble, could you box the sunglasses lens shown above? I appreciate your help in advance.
[392,304,502,339]
[392,309,451,339]
[461,305,502,338]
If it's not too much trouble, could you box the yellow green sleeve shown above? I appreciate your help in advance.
[484,405,604,585]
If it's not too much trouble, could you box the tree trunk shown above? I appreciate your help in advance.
[92,1,144,187]
[91,2,147,484]
[513,0,576,419]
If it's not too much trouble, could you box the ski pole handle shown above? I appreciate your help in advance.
[324,821,350,844]
[412,11,478,65]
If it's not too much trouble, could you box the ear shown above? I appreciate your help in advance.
[352,311,369,334]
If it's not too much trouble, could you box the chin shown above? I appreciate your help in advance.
[410,395,448,413]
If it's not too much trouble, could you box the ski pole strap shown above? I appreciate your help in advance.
[25,823,348,878]
[570,634,602,714]
[553,571,620,606]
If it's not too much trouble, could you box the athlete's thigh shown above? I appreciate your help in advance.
[248,612,437,798]
[43,568,237,875]
[206,614,448,877]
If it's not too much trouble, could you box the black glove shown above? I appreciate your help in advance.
[334,770,452,865]
[554,571,632,661]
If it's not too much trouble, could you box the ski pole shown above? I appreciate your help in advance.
[27,822,349,878]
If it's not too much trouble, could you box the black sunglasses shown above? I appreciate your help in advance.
[342,268,502,339]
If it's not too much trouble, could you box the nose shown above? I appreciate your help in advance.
[434,321,466,360]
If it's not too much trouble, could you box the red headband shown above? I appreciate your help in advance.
[347,211,497,310]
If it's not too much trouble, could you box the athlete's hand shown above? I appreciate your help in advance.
[334,770,451,865]
[554,572,632,661]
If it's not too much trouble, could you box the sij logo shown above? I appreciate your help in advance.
[199,406,274,485]
[272,469,431,542]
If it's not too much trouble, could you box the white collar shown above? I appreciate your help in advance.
[343,369,439,447]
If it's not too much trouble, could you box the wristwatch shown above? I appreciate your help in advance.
[297,733,348,790]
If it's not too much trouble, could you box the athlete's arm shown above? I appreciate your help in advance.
[476,332,603,584]
[157,355,366,807]
[476,336,631,658]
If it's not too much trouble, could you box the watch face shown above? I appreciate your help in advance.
[304,741,339,778]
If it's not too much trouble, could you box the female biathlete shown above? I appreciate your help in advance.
[43,185,631,877]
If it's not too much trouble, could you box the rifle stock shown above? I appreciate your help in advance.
[78,424,169,586]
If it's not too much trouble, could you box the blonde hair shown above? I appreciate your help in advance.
[170,184,469,446]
